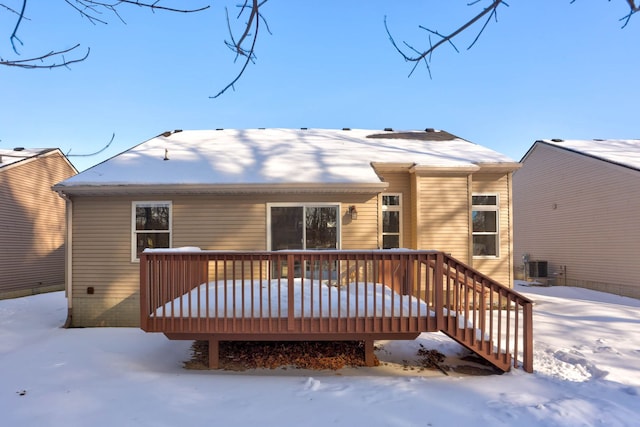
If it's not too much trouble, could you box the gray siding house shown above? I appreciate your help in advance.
[513,139,640,299]
[0,148,77,298]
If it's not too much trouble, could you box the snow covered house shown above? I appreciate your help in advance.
[513,139,640,299]
[53,128,522,327]
[0,148,77,299]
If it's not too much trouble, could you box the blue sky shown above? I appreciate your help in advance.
[1,1,639,171]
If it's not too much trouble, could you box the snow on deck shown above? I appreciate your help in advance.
[157,278,432,319]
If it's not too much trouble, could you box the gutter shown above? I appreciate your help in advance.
[51,182,390,196]
[55,190,73,328]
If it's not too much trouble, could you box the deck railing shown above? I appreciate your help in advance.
[140,250,533,372]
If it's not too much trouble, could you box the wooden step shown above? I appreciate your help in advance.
[440,327,512,372]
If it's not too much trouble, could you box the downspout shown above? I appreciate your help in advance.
[56,190,73,328]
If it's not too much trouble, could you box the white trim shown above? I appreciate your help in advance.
[131,201,173,262]
[53,182,388,196]
[54,190,75,325]
[64,194,73,321]
[380,193,403,249]
[471,193,500,258]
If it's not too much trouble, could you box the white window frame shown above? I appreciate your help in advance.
[131,201,172,262]
[266,203,341,250]
[380,193,402,249]
[471,194,499,258]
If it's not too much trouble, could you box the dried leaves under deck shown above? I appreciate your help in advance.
[184,341,379,371]
[416,344,449,375]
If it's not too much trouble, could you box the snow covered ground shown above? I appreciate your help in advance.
[1,283,639,426]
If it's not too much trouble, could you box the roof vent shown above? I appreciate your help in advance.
[14,147,24,151]
[383,127,393,132]
[551,138,564,142]
[159,129,182,137]
[425,128,435,132]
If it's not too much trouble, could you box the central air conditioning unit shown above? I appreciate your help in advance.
[527,261,548,278]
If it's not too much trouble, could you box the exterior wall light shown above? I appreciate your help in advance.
[349,205,358,220]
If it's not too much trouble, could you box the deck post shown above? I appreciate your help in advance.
[364,339,375,367]
[208,338,219,369]
[287,253,295,331]
[522,302,534,373]
[139,253,148,331]
[434,253,445,330]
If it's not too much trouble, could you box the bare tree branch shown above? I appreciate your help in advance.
[620,0,640,27]
[1,3,26,15]
[387,0,639,78]
[385,0,507,78]
[0,44,90,69]
[10,0,27,53]
[64,0,210,25]
[211,0,271,98]
[66,132,115,157]
[2,1,638,94]
[1,0,209,69]
[570,0,638,27]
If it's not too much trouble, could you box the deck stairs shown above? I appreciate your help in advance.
[140,250,534,373]
[440,319,512,372]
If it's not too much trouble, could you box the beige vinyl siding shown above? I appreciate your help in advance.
[513,143,640,298]
[173,196,266,250]
[472,173,514,287]
[174,193,377,250]
[70,171,519,326]
[70,192,380,326]
[71,196,138,326]
[339,195,379,250]
[0,152,76,298]
[413,175,471,262]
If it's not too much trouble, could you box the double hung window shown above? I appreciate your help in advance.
[381,194,402,249]
[132,201,172,260]
[472,195,499,257]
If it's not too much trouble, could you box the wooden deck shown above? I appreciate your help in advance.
[140,250,533,373]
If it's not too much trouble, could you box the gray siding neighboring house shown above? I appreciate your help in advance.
[0,148,78,299]
[513,139,640,299]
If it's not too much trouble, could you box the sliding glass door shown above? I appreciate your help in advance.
[269,204,339,277]
[269,205,338,251]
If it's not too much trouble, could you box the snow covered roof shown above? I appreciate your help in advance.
[534,139,640,171]
[0,148,56,170]
[55,128,519,194]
